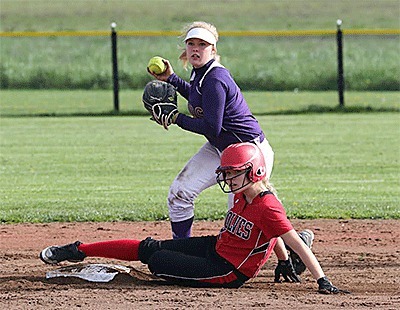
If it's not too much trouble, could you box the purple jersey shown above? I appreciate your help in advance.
[168,59,264,151]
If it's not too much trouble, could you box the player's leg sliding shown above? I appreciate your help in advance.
[139,236,248,288]
[39,236,247,288]
[39,239,141,264]
[287,229,315,275]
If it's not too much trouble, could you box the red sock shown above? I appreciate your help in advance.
[78,239,140,261]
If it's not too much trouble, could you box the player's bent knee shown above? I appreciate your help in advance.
[138,237,162,264]
[146,250,172,276]
[168,185,197,218]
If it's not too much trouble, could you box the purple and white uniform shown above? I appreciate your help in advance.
[167,59,274,238]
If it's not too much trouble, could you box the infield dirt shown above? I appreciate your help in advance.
[1,219,399,309]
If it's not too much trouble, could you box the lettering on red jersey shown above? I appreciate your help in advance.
[223,211,254,240]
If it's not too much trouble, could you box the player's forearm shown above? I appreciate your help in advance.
[273,237,288,260]
[281,230,325,280]
[167,73,190,99]
[175,114,221,137]
[295,246,325,280]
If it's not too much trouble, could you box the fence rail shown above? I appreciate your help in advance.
[2,27,399,110]
[1,29,399,37]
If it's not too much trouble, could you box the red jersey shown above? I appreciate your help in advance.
[215,191,293,278]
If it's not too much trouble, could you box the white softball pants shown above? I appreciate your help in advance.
[167,138,274,222]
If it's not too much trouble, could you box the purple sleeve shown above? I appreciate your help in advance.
[167,73,190,100]
[176,77,226,137]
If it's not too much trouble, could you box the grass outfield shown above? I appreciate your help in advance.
[1,0,398,31]
[1,0,399,90]
[1,90,399,116]
[1,91,399,222]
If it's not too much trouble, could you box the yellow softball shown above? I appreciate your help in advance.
[147,56,166,75]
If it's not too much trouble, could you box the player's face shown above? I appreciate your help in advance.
[220,169,251,194]
[186,38,215,68]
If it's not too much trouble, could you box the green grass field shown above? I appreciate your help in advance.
[1,90,399,116]
[1,0,399,90]
[1,91,399,223]
[0,1,399,223]
[1,0,398,31]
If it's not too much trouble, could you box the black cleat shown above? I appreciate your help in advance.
[39,241,86,264]
[289,229,314,275]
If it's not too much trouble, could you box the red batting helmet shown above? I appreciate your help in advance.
[216,142,266,193]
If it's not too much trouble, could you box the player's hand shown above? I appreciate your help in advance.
[317,276,351,294]
[274,259,301,283]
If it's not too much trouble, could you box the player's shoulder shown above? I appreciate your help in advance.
[208,64,230,76]
[259,191,278,201]
[204,66,233,88]
[256,192,284,210]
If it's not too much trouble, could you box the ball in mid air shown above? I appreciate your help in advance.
[147,56,166,75]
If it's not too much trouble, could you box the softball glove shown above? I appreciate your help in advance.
[142,80,178,129]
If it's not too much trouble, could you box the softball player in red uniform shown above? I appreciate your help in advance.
[40,143,348,293]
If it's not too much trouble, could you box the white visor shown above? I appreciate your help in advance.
[184,27,217,45]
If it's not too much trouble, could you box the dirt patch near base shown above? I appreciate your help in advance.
[1,219,399,309]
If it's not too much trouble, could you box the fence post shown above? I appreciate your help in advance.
[336,19,345,107]
[111,22,119,112]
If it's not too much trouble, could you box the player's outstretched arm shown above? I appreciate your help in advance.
[281,229,350,294]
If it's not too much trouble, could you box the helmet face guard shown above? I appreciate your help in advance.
[216,142,267,193]
[216,164,252,193]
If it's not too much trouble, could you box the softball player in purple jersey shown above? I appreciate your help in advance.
[148,21,274,239]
